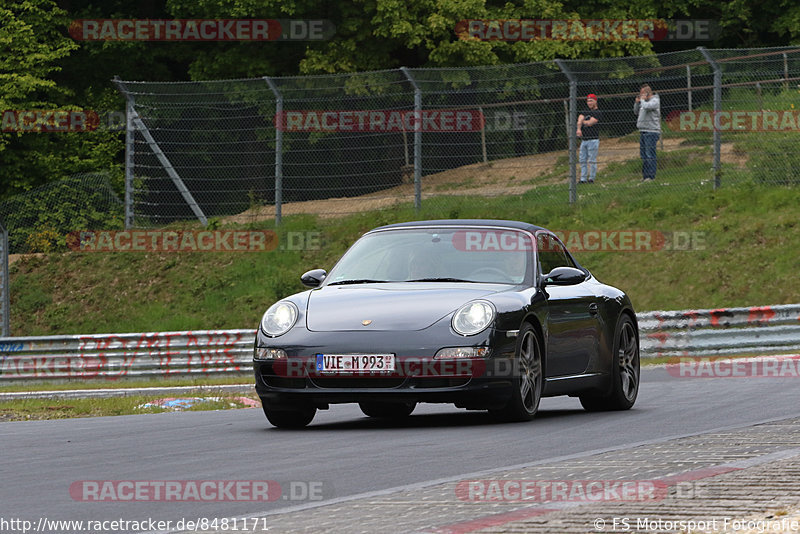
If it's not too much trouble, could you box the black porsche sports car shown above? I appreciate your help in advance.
[254,219,639,428]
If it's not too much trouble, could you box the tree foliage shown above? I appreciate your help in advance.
[0,0,79,197]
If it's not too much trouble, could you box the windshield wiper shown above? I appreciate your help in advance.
[406,277,476,283]
[327,279,391,286]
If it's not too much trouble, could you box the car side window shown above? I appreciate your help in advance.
[537,234,575,275]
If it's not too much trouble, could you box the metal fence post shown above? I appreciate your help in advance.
[0,221,8,337]
[784,52,789,91]
[479,106,488,163]
[124,97,135,229]
[114,76,135,229]
[400,67,422,210]
[114,78,208,226]
[756,82,763,110]
[555,60,577,204]
[686,65,693,111]
[264,77,283,225]
[698,47,722,189]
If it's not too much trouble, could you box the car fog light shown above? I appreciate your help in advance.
[434,347,489,359]
[255,348,287,360]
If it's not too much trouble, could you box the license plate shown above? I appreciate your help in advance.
[316,354,395,373]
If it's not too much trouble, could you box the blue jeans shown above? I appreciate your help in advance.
[640,131,659,180]
[579,139,599,182]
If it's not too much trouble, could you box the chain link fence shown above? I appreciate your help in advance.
[0,173,124,254]
[106,46,800,226]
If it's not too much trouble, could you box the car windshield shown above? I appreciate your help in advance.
[325,227,532,285]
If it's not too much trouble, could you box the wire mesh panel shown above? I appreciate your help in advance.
[115,78,277,226]
[114,46,800,224]
[557,49,717,203]
[706,47,800,188]
[0,173,123,254]
[407,62,571,208]
[273,69,415,218]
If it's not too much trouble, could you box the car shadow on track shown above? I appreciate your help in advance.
[263,408,591,431]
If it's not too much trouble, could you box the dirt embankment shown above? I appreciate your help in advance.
[225,137,741,223]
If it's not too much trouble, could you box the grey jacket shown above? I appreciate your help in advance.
[634,94,661,132]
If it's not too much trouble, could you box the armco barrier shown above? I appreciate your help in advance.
[0,329,255,381]
[0,304,798,381]
[638,304,800,357]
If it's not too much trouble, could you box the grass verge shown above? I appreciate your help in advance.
[0,375,252,393]
[0,393,260,422]
[10,179,800,337]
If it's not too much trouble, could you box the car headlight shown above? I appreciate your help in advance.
[260,301,299,337]
[452,300,495,336]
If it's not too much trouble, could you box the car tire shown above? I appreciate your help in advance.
[490,323,543,422]
[359,401,416,418]
[262,403,316,428]
[579,314,640,412]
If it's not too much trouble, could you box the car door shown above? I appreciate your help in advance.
[536,232,600,377]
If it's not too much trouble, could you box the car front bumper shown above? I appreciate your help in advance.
[253,326,518,410]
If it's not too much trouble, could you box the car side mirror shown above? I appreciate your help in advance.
[541,266,586,286]
[300,269,327,288]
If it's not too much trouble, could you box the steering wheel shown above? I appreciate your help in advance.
[469,267,514,282]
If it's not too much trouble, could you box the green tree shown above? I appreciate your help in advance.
[0,0,80,198]
[163,0,659,77]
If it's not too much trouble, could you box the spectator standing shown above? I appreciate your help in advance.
[634,84,661,181]
[577,93,601,183]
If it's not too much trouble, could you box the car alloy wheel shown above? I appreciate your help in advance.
[617,319,639,402]
[491,323,542,422]
[579,315,639,411]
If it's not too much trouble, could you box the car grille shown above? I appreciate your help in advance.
[261,373,470,390]
[262,375,306,389]
[412,377,471,388]
[309,376,406,388]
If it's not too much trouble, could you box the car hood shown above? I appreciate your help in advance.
[305,283,507,331]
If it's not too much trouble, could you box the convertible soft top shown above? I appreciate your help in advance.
[372,219,548,233]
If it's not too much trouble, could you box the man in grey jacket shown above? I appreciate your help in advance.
[634,84,661,181]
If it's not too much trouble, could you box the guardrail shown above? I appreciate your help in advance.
[0,330,255,381]
[0,220,8,338]
[0,304,798,381]
[638,304,800,357]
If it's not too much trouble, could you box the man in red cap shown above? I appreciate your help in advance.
[577,94,602,183]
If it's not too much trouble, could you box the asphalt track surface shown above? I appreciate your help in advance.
[3,367,800,531]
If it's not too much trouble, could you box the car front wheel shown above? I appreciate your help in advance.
[490,323,542,422]
[580,314,640,411]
